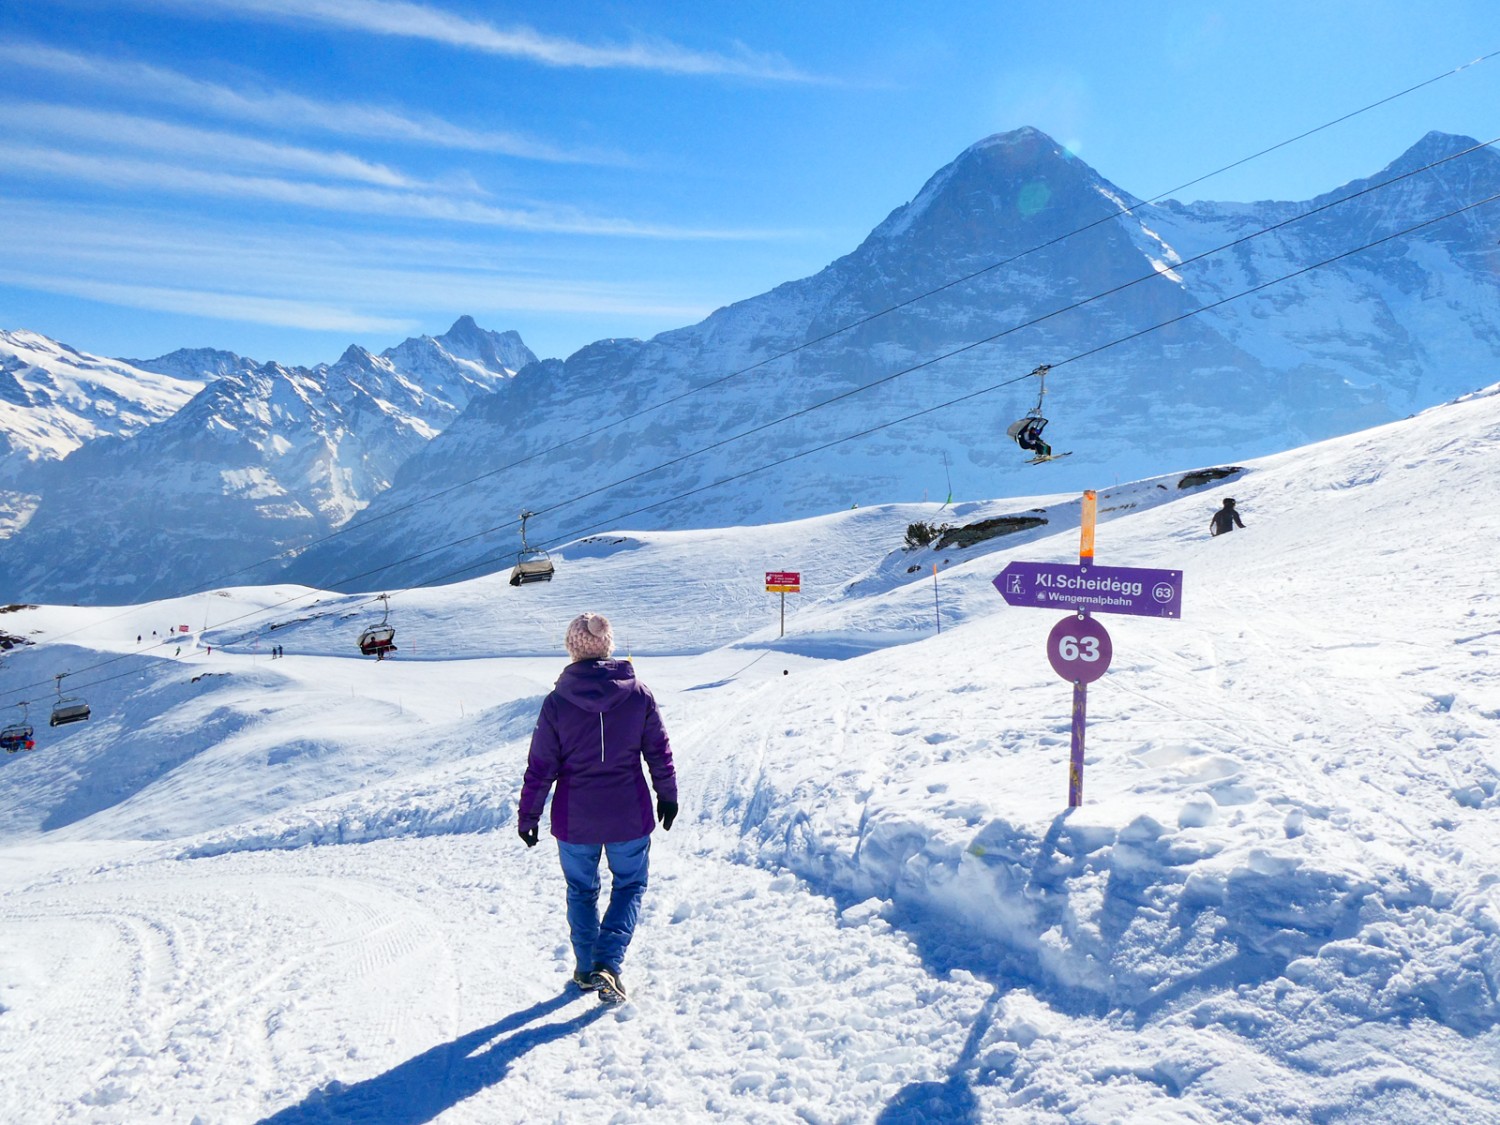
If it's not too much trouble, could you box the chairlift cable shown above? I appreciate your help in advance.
[4,161,1499,704]
[406,138,1500,554]
[249,46,1500,561]
[27,46,1497,624]
[398,185,1500,592]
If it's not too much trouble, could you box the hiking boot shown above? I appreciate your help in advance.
[590,967,627,1004]
[571,970,601,991]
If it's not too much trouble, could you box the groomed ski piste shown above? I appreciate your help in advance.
[3,385,1500,1124]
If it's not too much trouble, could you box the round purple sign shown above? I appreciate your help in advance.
[1047,614,1112,683]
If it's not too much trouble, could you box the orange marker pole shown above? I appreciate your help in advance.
[1079,489,1097,565]
[1070,490,1098,807]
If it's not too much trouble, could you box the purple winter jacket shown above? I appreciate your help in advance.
[518,658,677,845]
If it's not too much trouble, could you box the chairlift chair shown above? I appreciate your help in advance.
[1,703,34,753]
[1009,363,1057,460]
[49,674,90,728]
[357,594,398,658]
[509,510,555,586]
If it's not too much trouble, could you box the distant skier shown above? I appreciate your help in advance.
[1210,498,1245,536]
[517,612,678,1005]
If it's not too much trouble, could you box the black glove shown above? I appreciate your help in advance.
[519,826,539,847]
[656,799,678,831]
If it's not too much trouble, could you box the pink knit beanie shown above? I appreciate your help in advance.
[564,612,614,661]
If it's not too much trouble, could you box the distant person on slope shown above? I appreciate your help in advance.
[517,612,678,1006]
[1209,498,1245,536]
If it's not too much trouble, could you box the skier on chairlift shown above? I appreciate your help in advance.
[1009,415,1052,460]
[1007,363,1065,463]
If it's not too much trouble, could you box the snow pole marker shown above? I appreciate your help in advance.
[932,563,941,634]
[992,490,1184,807]
[766,571,800,638]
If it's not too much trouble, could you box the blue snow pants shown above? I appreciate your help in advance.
[557,834,651,975]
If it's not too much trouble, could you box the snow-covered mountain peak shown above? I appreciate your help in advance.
[1398,129,1486,165]
[867,125,1133,251]
[128,346,260,383]
[334,344,380,371]
[0,329,203,472]
[428,315,538,374]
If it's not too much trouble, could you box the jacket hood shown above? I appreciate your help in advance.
[554,658,638,713]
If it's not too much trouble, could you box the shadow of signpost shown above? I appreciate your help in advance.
[257,991,605,1125]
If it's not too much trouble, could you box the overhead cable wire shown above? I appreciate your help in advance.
[16,47,1496,665]
[345,136,1500,579]
[427,184,1500,589]
[104,45,1500,593]
[4,145,1497,705]
[366,184,1500,593]
[192,134,1491,605]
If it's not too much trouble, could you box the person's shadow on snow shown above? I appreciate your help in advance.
[256,990,605,1125]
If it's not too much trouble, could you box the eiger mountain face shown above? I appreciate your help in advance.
[286,128,1500,591]
[6,129,1500,601]
[0,319,535,603]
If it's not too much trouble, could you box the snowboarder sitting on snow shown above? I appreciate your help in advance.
[517,612,678,1006]
[1007,416,1052,459]
[1209,498,1245,536]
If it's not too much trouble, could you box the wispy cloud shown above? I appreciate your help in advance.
[158,0,817,81]
[1,102,423,188]
[0,200,719,333]
[2,144,783,239]
[0,267,418,333]
[0,41,614,162]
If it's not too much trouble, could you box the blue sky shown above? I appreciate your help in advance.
[2,1,1498,367]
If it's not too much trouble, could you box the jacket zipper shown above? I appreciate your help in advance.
[599,713,605,762]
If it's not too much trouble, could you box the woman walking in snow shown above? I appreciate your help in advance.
[517,612,677,1005]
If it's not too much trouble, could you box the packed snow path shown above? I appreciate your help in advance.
[0,833,999,1123]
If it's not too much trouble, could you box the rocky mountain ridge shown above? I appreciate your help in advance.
[0,318,535,601]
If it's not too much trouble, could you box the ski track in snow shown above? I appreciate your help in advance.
[4,388,1500,1121]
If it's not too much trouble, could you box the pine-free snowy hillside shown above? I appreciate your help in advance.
[1,386,1500,1122]
[285,127,1500,593]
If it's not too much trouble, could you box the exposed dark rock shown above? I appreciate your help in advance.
[934,513,1048,549]
[1178,467,1245,489]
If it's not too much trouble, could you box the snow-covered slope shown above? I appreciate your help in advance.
[1,385,1499,1121]
[284,127,1500,592]
[0,329,205,535]
[0,330,205,472]
[0,318,536,603]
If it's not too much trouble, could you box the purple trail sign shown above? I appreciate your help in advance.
[991,490,1186,808]
[994,561,1182,619]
